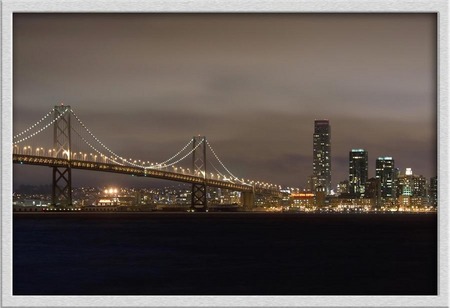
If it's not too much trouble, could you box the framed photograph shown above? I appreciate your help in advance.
[1,0,448,307]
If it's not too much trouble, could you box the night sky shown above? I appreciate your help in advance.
[12,13,437,190]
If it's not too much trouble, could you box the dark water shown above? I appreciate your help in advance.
[13,213,437,295]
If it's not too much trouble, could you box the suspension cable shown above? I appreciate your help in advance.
[71,109,194,168]
[71,127,125,166]
[205,140,246,184]
[153,138,193,167]
[70,110,138,164]
[13,109,54,140]
[145,139,204,169]
[13,109,67,145]
[208,160,227,179]
[14,108,257,186]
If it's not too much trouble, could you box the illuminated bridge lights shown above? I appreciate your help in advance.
[15,148,269,190]
[14,151,271,191]
[12,106,289,198]
[13,154,264,193]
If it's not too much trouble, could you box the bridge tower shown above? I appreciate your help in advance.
[52,104,72,207]
[191,136,207,212]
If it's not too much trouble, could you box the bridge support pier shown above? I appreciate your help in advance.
[51,104,72,207]
[52,167,72,207]
[191,136,207,212]
[241,191,255,211]
[191,183,207,212]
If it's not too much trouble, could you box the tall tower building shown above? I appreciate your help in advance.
[313,120,331,194]
[375,157,395,199]
[349,149,368,198]
[429,176,437,207]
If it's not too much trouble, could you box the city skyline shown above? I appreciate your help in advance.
[13,13,437,189]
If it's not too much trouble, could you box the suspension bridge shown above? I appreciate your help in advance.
[13,104,283,211]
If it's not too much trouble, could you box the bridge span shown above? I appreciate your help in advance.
[13,105,283,211]
[13,154,254,192]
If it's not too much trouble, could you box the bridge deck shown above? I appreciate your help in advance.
[13,154,258,192]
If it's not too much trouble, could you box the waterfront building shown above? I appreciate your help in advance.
[290,192,315,208]
[396,168,428,208]
[393,167,400,198]
[280,189,292,206]
[313,120,331,194]
[314,185,327,207]
[365,177,382,209]
[306,175,318,192]
[349,149,368,198]
[336,180,349,196]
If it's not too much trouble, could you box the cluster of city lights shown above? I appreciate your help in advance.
[104,188,118,195]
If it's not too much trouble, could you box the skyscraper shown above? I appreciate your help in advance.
[313,120,331,194]
[349,149,368,198]
[429,176,437,207]
[375,157,395,199]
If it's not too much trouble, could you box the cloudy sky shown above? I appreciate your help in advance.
[13,13,437,189]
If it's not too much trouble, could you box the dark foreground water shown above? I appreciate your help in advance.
[13,213,437,295]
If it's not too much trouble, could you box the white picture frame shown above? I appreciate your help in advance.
[1,0,448,307]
